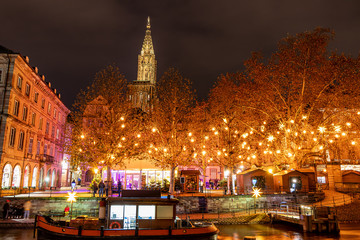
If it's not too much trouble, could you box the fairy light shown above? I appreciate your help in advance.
[318,126,326,133]
[267,135,275,142]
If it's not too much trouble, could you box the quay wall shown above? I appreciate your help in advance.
[0,192,324,217]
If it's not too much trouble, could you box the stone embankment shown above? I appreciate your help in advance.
[336,200,360,223]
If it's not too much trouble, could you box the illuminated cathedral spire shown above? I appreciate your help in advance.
[137,16,157,84]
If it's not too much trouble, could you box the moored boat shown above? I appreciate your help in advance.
[35,190,218,239]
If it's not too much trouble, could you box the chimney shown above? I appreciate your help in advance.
[41,75,45,81]
[34,67,38,74]
[48,82,51,88]
[25,56,30,63]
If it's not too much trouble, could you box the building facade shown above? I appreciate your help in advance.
[0,46,70,193]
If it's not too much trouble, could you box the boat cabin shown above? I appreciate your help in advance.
[107,190,178,229]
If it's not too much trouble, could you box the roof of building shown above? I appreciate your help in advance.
[273,169,307,176]
[237,168,266,175]
[342,170,360,176]
[0,45,17,54]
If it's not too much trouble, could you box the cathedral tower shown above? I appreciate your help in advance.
[137,16,157,84]
[130,17,157,112]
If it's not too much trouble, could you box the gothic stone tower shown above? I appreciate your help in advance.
[129,17,157,112]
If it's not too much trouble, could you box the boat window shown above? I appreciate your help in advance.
[138,205,155,219]
[156,205,173,219]
[110,205,124,220]
[124,205,137,229]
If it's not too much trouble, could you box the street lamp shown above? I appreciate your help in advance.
[67,191,77,219]
[251,187,262,213]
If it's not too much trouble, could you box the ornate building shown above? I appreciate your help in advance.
[0,46,70,193]
[129,17,157,112]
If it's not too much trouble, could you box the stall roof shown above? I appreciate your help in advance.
[273,169,307,176]
[342,170,360,176]
[180,170,200,175]
[237,168,265,175]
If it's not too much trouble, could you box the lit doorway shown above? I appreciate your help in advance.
[125,174,140,189]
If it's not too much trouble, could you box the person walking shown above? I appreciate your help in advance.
[105,181,109,197]
[2,200,10,220]
[98,180,105,197]
[117,179,122,197]
[71,179,76,191]
[92,182,98,197]
[23,200,31,219]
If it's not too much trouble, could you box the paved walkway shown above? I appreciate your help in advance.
[4,187,225,198]
[313,190,352,207]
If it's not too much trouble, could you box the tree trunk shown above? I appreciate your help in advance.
[169,166,176,195]
[227,171,232,195]
[107,165,111,183]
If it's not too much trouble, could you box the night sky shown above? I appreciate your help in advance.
[2,0,360,108]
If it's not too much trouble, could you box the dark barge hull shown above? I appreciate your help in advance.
[36,216,218,240]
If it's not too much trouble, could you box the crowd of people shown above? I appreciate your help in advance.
[91,179,122,197]
[2,200,31,220]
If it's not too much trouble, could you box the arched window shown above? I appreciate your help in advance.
[45,169,51,187]
[12,165,21,188]
[2,163,12,188]
[39,168,44,189]
[51,169,56,187]
[23,165,30,188]
[31,167,38,188]
[85,170,94,183]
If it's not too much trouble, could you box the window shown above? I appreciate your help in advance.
[39,117,43,130]
[34,92,39,103]
[41,99,45,109]
[45,122,50,134]
[54,109,57,119]
[156,206,173,219]
[31,113,36,126]
[25,83,30,97]
[58,113,61,122]
[138,205,155,219]
[47,103,51,114]
[56,129,60,139]
[317,176,326,184]
[50,145,53,156]
[0,69,2,82]
[110,205,124,220]
[9,127,16,147]
[17,76,22,89]
[28,138,33,154]
[44,144,47,155]
[36,141,40,155]
[51,126,55,138]
[18,131,24,150]
[22,106,28,121]
[13,100,19,116]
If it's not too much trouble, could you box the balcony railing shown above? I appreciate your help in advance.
[36,154,55,163]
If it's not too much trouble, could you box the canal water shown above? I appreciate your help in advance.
[0,223,358,240]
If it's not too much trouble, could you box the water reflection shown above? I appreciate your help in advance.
[217,223,360,240]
